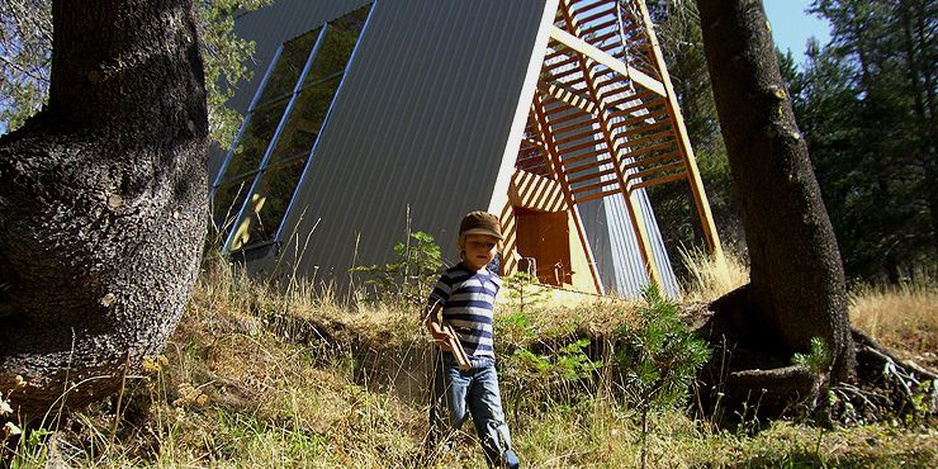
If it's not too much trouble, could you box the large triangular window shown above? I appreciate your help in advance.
[211,4,373,254]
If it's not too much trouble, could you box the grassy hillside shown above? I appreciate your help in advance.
[2,254,936,468]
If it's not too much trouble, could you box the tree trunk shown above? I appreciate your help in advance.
[0,0,207,420]
[694,0,855,416]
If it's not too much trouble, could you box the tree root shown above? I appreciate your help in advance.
[697,320,938,426]
[834,328,938,424]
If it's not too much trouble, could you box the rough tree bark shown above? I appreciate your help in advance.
[694,0,856,417]
[0,0,207,420]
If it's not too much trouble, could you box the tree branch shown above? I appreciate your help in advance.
[0,53,50,84]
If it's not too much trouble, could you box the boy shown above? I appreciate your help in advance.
[423,211,519,468]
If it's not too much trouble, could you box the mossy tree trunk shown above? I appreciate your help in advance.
[694,0,856,416]
[0,0,207,420]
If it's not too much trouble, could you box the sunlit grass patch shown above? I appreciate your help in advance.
[679,247,749,303]
[849,282,938,369]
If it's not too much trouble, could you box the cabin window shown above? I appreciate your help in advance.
[211,3,374,253]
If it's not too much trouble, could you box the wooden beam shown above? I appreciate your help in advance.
[550,25,666,97]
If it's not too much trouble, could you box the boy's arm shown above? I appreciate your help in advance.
[423,299,453,351]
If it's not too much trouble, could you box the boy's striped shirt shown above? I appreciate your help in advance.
[429,263,501,359]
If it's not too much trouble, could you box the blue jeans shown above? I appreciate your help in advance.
[429,353,519,468]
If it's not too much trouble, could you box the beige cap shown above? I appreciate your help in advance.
[459,211,503,240]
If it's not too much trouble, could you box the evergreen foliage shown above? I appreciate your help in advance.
[792,337,834,373]
[0,0,271,146]
[781,0,937,284]
[349,231,444,304]
[614,284,711,467]
[615,284,710,412]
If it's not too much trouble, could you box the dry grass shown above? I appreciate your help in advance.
[849,282,938,370]
[4,260,937,468]
[679,247,749,303]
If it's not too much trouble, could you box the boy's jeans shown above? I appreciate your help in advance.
[429,353,519,468]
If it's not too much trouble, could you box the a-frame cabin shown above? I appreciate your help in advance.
[209,0,721,298]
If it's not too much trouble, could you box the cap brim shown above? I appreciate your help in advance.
[461,228,503,240]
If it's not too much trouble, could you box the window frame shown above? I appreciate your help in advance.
[210,3,376,255]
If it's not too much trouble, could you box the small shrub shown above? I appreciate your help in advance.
[615,285,711,411]
[500,337,602,423]
[350,231,443,304]
[613,284,711,468]
[791,337,832,373]
[502,271,551,315]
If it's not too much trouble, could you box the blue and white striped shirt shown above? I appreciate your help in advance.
[429,263,501,359]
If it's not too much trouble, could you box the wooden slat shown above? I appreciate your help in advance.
[568,165,617,184]
[550,110,596,133]
[570,0,609,18]
[561,146,607,166]
[565,156,614,175]
[572,178,619,195]
[553,121,596,141]
[608,88,658,108]
[545,55,579,72]
[550,65,582,82]
[545,47,569,63]
[588,66,619,84]
[609,108,671,133]
[621,147,680,170]
[613,21,643,40]
[613,129,675,151]
[627,172,688,193]
[613,120,672,141]
[609,96,667,119]
[541,82,600,118]
[625,161,686,184]
[579,18,617,38]
[573,188,621,204]
[522,137,549,154]
[598,85,638,104]
[560,135,605,154]
[548,109,593,129]
[544,82,586,103]
[583,30,618,47]
[553,126,600,146]
[593,71,630,91]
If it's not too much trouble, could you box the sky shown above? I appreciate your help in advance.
[763,0,832,67]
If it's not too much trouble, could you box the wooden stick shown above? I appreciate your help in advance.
[443,324,472,371]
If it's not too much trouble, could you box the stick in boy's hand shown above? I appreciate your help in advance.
[442,324,472,371]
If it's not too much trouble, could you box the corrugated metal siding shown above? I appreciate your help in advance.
[264,0,552,287]
[602,189,680,298]
[578,188,679,299]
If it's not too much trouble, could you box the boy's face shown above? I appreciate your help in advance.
[460,234,499,271]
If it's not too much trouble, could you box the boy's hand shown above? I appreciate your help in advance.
[427,322,455,351]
